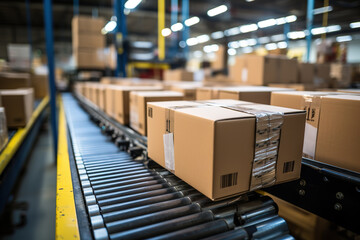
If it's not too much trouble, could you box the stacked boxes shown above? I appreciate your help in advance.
[271,91,360,172]
[31,74,49,99]
[147,99,305,200]
[330,63,352,88]
[72,16,105,68]
[163,69,194,81]
[0,72,31,89]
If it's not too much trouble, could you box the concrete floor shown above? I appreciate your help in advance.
[3,122,56,240]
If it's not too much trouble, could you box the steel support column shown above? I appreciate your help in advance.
[158,0,165,60]
[115,0,127,77]
[74,0,79,16]
[306,0,315,62]
[25,0,32,63]
[43,0,58,157]
[181,0,189,59]
[170,0,178,58]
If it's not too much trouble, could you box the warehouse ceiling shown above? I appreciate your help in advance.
[0,0,360,52]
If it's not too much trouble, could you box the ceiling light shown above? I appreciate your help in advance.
[207,5,228,17]
[311,27,326,35]
[246,0,255,2]
[313,6,333,15]
[258,18,277,28]
[326,25,341,32]
[243,47,253,53]
[239,24,258,33]
[285,15,297,23]
[276,17,286,25]
[211,31,224,39]
[203,44,219,53]
[179,41,186,48]
[350,21,360,29]
[277,41,288,49]
[336,35,352,42]
[104,20,117,33]
[228,48,237,55]
[258,36,270,44]
[228,41,240,48]
[224,27,241,36]
[271,34,285,42]
[265,43,277,50]
[193,50,203,58]
[186,38,198,46]
[239,40,249,47]
[132,41,153,48]
[196,34,210,43]
[287,31,305,39]
[161,28,172,37]
[171,23,184,32]
[125,0,142,9]
[185,16,200,27]
[246,38,257,46]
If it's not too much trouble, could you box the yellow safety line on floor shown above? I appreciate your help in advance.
[0,96,49,175]
[56,96,80,239]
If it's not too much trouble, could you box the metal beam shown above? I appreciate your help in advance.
[306,0,314,62]
[114,0,127,77]
[158,0,165,60]
[43,0,58,157]
[181,0,189,58]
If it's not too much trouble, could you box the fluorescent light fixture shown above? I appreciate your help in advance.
[125,0,142,9]
[196,34,210,43]
[132,41,153,48]
[258,18,276,28]
[193,50,203,58]
[203,44,219,53]
[243,47,253,53]
[185,16,200,27]
[350,21,360,29]
[240,24,258,33]
[265,43,277,50]
[224,27,241,36]
[336,35,352,42]
[130,52,153,60]
[311,27,326,35]
[313,6,333,15]
[171,23,184,32]
[228,41,240,48]
[228,48,237,55]
[103,20,117,33]
[285,15,297,23]
[211,31,224,39]
[271,34,285,42]
[276,17,287,25]
[186,37,198,46]
[246,38,257,46]
[246,0,255,2]
[161,28,172,37]
[179,41,186,48]
[258,36,270,44]
[287,31,305,39]
[207,5,228,17]
[277,41,287,49]
[239,40,249,47]
[326,25,341,32]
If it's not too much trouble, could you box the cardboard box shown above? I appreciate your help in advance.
[218,86,295,104]
[170,85,197,100]
[72,33,105,49]
[268,83,315,91]
[163,69,194,81]
[73,49,105,69]
[31,74,48,99]
[330,63,352,88]
[0,107,8,151]
[0,88,34,127]
[196,87,221,100]
[314,64,331,87]
[0,72,31,89]
[106,86,163,123]
[212,45,226,70]
[298,63,315,84]
[130,91,184,135]
[72,15,105,35]
[337,89,360,94]
[271,92,360,172]
[147,100,305,200]
[229,55,298,85]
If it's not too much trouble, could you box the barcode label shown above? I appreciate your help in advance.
[283,161,295,173]
[148,107,153,118]
[220,173,238,188]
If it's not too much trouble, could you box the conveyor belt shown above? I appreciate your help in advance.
[62,93,293,240]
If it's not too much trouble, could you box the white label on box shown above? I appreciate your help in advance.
[303,123,317,158]
[163,133,175,171]
[242,68,248,83]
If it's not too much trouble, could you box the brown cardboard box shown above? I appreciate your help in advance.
[218,86,295,104]
[0,107,8,151]
[163,69,194,81]
[0,88,34,127]
[147,101,305,200]
[337,89,360,94]
[72,15,105,35]
[107,86,163,123]
[271,91,360,172]
[31,74,48,99]
[72,33,105,49]
[268,83,315,91]
[314,64,331,87]
[196,87,222,100]
[73,49,105,69]
[330,63,352,88]
[170,85,197,100]
[130,91,184,135]
[212,45,226,70]
[0,72,31,89]
[298,63,315,84]
[229,55,298,85]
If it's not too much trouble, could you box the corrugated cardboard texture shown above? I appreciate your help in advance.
[73,49,105,69]
[0,72,31,89]
[72,33,105,49]
[72,15,105,34]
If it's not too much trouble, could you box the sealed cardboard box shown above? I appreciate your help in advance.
[218,86,295,104]
[163,69,194,81]
[107,86,163,123]
[271,91,360,172]
[314,64,331,87]
[212,45,226,70]
[0,88,34,127]
[0,107,8,151]
[73,49,105,69]
[196,87,222,100]
[0,72,31,89]
[147,101,305,200]
[170,85,197,100]
[330,63,352,88]
[268,83,315,91]
[72,15,105,35]
[298,63,315,84]
[72,33,105,49]
[337,89,360,94]
[31,74,48,99]
[130,91,183,135]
